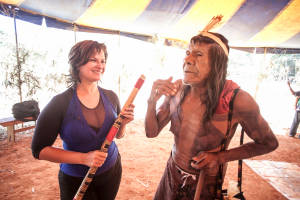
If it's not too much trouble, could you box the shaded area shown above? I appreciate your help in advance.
[0,120,299,199]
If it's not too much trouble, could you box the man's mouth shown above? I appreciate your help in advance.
[184,69,198,74]
[184,70,194,73]
[183,65,197,73]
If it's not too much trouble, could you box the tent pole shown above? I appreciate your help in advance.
[254,47,267,100]
[12,7,22,102]
[73,24,77,44]
[253,47,258,100]
[118,32,121,99]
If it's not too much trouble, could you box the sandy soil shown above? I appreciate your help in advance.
[1,119,300,200]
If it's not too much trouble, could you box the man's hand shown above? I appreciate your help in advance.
[191,152,221,172]
[148,77,180,103]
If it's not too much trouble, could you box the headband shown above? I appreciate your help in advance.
[198,15,228,56]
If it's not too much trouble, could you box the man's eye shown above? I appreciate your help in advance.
[196,53,202,56]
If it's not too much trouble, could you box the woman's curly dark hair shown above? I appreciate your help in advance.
[67,40,108,88]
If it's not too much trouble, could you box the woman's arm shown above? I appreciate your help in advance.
[32,89,107,167]
[39,146,107,167]
[31,94,66,159]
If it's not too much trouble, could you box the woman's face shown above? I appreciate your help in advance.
[79,50,106,83]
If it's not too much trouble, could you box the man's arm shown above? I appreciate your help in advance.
[145,97,171,137]
[145,77,179,138]
[219,90,278,163]
[287,80,296,95]
[287,81,300,109]
[191,90,278,169]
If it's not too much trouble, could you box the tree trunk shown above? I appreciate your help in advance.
[13,9,22,102]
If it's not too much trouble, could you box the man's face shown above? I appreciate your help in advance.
[183,42,211,85]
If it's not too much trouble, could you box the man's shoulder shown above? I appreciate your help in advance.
[233,89,259,112]
[214,80,240,114]
[234,89,252,100]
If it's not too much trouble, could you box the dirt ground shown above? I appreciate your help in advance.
[0,119,300,200]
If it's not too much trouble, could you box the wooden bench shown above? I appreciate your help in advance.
[0,117,36,142]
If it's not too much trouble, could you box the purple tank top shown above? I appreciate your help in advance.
[59,87,118,177]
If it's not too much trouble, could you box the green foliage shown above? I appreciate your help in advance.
[269,54,300,83]
[0,28,67,103]
[0,29,41,102]
[5,46,41,99]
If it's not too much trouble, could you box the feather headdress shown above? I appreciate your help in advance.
[198,15,228,56]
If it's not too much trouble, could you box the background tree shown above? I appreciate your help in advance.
[3,45,41,102]
[0,6,42,103]
[0,27,67,107]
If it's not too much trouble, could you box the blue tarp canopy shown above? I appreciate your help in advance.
[1,0,300,53]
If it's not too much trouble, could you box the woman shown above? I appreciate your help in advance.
[31,40,134,200]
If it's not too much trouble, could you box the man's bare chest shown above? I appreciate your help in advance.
[179,101,228,133]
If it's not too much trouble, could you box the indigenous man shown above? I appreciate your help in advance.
[287,80,300,138]
[144,29,278,199]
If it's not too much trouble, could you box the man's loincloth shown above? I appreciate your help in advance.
[154,155,219,200]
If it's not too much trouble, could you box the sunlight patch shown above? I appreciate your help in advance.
[245,159,300,200]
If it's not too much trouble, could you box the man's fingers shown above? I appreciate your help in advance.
[167,76,173,81]
[191,158,206,169]
[157,84,177,96]
[191,152,207,169]
[155,78,177,90]
[192,152,206,162]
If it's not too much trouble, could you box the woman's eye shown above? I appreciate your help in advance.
[186,51,190,56]
[88,59,96,62]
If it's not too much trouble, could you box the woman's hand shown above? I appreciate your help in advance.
[83,150,108,167]
[120,104,135,125]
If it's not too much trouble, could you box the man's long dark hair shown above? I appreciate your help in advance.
[180,32,229,125]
